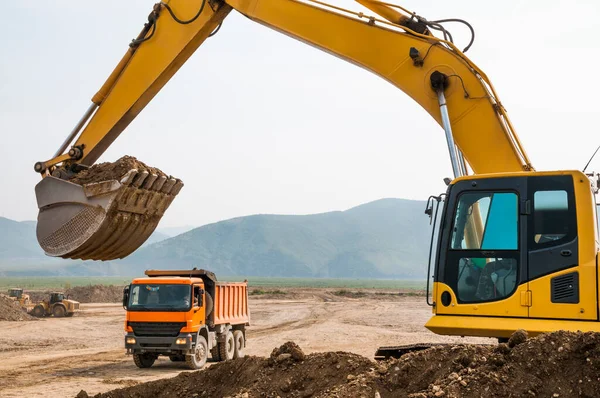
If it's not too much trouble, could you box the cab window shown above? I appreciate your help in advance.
[450,191,519,303]
[451,192,518,250]
[533,190,569,245]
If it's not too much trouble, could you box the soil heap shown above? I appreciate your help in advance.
[65,285,125,303]
[76,331,600,398]
[0,294,35,321]
[69,156,168,185]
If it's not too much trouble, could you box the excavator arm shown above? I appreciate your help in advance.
[34,0,534,261]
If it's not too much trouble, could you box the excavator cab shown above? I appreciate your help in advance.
[426,171,599,338]
[8,288,23,299]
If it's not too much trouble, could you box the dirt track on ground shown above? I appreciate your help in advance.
[0,289,490,397]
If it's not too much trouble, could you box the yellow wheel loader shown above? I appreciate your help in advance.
[8,288,31,307]
[31,292,80,318]
[33,0,600,347]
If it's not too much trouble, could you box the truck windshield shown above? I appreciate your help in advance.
[128,284,191,311]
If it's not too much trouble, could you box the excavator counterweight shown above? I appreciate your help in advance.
[35,157,182,260]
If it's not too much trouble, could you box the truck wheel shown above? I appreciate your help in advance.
[53,305,66,318]
[210,345,221,361]
[186,335,208,370]
[32,305,45,318]
[233,330,245,359]
[133,353,156,368]
[218,331,235,361]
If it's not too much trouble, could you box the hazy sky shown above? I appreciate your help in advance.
[1,0,598,227]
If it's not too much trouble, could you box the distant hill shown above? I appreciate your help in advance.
[157,225,197,237]
[0,217,169,277]
[0,199,433,278]
[122,198,431,278]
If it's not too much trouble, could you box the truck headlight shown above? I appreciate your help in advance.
[175,337,188,345]
[126,337,136,344]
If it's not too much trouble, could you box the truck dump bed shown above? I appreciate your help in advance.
[213,282,249,326]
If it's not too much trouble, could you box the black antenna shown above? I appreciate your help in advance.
[583,144,600,173]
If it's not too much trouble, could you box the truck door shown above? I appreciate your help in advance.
[435,176,529,318]
[527,175,596,320]
[191,284,206,327]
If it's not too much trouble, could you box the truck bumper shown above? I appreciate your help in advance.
[124,333,194,354]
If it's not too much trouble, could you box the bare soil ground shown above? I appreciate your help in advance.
[83,331,600,398]
[0,288,490,398]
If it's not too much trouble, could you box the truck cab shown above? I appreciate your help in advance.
[123,269,249,369]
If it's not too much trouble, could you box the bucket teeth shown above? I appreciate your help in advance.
[152,175,167,191]
[35,165,184,261]
[161,178,177,194]
[171,181,184,195]
[132,170,149,187]
[120,169,138,185]
[143,174,158,189]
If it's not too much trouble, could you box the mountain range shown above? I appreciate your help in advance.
[0,199,432,278]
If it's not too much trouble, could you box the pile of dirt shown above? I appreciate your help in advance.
[26,291,49,303]
[69,155,168,185]
[0,294,35,321]
[78,331,600,398]
[79,344,373,398]
[65,285,124,303]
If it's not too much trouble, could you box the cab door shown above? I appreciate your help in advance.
[435,176,530,318]
[527,175,596,320]
[190,284,206,328]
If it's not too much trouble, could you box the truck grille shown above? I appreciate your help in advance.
[129,322,186,337]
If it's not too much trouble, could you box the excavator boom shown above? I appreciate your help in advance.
[35,0,533,261]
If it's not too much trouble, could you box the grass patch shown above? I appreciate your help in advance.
[0,276,425,291]
[221,277,425,290]
[374,291,425,297]
[249,289,288,296]
[332,289,366,298]
[0,277,130,291]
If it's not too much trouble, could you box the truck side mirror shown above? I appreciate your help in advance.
[122,286,130,309]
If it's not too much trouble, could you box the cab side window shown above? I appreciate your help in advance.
[527,176,578,280]
[193,286,200,307]
[532,190,570,246]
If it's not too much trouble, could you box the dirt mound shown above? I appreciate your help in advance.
[66,285,124,303]
[69,155,168,185]
[0,294,35,321]
[81,344,372,398]
[331,330,600,398]
[79,332,600,398]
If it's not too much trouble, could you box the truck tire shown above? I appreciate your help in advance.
[133,353,156,368]
[32,305,45,318]
[186,335,208,370]
[53,305,66,318]
[218,331,235,361]
[233,330,245,359]
[210,345,221,361]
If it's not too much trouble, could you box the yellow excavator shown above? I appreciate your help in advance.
[34,0,599,342]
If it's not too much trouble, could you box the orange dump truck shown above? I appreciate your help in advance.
[122,269,249,369]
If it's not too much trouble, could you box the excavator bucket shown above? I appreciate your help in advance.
[35,159,183,261]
